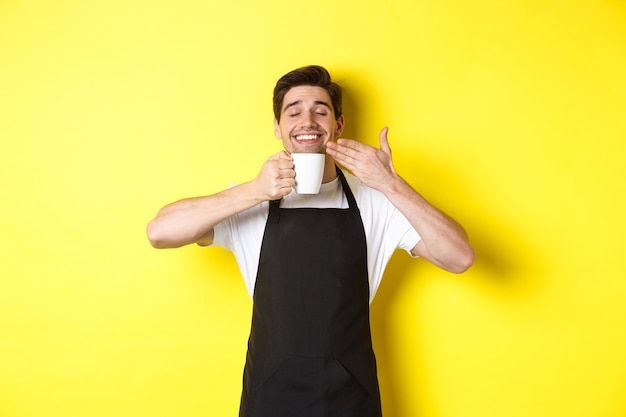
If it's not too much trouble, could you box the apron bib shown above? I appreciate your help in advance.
[239,167,382,417]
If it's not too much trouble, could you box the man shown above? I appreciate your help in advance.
[147,65,474,417]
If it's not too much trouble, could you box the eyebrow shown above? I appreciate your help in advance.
[282,100,332,114]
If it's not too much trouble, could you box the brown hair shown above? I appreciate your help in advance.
[273,65,342,122]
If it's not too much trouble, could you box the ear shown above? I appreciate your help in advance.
[335,114,345,137]
[274,118,282,139]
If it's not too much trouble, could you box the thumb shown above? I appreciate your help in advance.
[278,150,293,160]
[379,127,391,156]
[269,150,291,161]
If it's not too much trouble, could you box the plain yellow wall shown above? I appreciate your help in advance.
[1,0,625,416]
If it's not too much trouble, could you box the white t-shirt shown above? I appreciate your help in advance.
[212,170,421,303]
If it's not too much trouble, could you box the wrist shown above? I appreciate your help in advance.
[380,173,408,197]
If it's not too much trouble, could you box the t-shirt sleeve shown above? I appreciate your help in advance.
[209,183,238,251]
[212,216,232,250]
[207,202,268,298]
[389,207,421,257]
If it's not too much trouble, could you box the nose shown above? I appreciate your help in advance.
[301,112,318,128]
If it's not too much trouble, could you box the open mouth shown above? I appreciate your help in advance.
[294,133,323,144]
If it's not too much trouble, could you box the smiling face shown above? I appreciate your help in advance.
[274,85,344,154]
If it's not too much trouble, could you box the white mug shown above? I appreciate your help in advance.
[292,153,325,194]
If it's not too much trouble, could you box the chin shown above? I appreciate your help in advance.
[292,143,328,154]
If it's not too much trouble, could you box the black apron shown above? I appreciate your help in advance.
[239,167,382,417]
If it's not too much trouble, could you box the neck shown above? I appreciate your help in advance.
[321,154,338,183]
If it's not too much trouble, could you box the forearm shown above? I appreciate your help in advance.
[383,175,474,273]
[147,151,296,249]
[146,181,265,249]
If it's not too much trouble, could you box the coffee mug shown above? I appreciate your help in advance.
[292,153,325,194]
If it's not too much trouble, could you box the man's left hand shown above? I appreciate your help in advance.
[326,127,397,192]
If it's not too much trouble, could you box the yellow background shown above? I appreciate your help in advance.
[1,0,625,416]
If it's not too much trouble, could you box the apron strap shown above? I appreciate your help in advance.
[268,199,281,224]
[335,166,359,211]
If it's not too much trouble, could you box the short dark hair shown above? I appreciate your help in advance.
[273,65,342,122]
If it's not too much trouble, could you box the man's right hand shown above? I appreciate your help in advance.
[147,151,296,249]
[253,151,295,201]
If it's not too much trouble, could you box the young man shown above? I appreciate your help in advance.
[147,65,474,417]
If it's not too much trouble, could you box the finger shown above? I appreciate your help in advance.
[331,142,370,163]
[335,138,366,151]
[379,127,391,156]
[332,155,356,172]
[334,151,361,172]
[327,143,354,162]
[277,159,295,172]
[278,150,293,160]
[280,165,296,177]
[268,150,288,161]
[268,151,292,161]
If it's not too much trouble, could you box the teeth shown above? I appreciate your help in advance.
[296,134,318,140]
